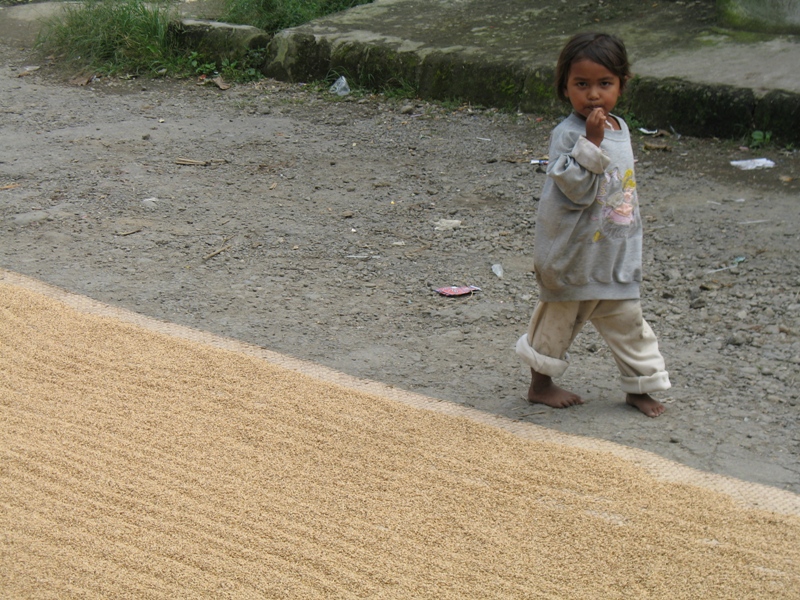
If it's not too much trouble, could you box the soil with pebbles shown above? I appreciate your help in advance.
[1,40,799,495]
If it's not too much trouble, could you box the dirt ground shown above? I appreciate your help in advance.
[1,37,799,495]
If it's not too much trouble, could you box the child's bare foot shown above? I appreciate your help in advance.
[528,371,583,408]
[626,393,665,417]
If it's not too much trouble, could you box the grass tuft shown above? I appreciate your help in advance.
[35,0,375,78]
[36,0,180,76]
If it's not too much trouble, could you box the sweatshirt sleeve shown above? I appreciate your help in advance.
[547,133,611,207]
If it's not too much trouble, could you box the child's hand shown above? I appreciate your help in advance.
[585,107,606,147]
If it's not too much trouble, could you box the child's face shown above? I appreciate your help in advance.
[564,58,622,119]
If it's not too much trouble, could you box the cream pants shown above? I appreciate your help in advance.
[516,299,671,395]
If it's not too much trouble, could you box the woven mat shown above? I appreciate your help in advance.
[2,270,799,598]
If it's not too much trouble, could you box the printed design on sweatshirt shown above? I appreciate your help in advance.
[592,167,638,241]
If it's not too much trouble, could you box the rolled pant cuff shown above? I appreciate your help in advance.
[620,371,672,395]
[515,334,569,378]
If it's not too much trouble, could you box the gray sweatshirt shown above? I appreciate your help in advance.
[533,112,642,302]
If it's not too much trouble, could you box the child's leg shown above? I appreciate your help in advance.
[589,299,671,417]
[516,301,587,408]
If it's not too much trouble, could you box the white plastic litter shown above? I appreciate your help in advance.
[730,158,775,170]
[329,76,350,96]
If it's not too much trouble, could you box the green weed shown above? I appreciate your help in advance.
[379,77,418,101]
[222,48,268,82]
[619,110,646,131]
[749,130,772,149]
[35,0,375,79]
[185,51,218,77]
[36,0,180,76]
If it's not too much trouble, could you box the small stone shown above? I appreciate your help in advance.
[690,297,706,309]
[726,331,749,346]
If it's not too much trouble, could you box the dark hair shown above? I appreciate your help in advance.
[554,32,631,102]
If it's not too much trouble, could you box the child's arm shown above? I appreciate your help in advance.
[547,128,610,206]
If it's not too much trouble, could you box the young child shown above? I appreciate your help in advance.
[516,32,671,417]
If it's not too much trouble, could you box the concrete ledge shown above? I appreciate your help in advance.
[755,89,800,144]
[622,78,800,143]
[22,10,800,144]
[263,29,560,112]
[169,19,272,64]
[263,28,800,143]
[622,77,757,140]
